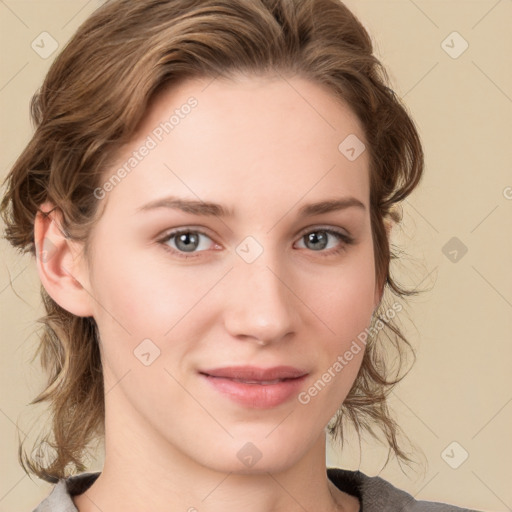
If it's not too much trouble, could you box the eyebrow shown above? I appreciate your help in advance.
[136,195,366,217]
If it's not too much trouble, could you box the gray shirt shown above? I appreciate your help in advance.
[32,468,480,511]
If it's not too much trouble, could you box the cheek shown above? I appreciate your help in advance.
[307,253,376,335]
[88,256,194,391]
[301,251,375,400]
[89,248,200,334]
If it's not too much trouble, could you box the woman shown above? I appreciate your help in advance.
[0,0,481,510]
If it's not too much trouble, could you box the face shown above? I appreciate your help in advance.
[77,74,380,473]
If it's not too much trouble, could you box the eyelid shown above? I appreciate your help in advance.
[296,224,352,239]
[158,225,213,239]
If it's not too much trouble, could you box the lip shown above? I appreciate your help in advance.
[199,366,308,409]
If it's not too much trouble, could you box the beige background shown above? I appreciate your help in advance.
[1,1,511,511]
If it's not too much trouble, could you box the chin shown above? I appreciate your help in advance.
[192,435,308,476]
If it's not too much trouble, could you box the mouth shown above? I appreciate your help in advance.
[199,365,308,381]
[198,366,309,408]
[212,378,292,385]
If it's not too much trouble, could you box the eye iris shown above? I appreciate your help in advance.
[175,232,199,252]
[306,231,328,250]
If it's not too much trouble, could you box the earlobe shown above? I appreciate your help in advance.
[34,201,94,317]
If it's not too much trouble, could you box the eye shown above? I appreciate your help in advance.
[295,227,354,256]
[157,226,354,260]
[158,229,217,258]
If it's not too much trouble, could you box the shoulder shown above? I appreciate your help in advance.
[32,472,100,512]
[327,467,481,512]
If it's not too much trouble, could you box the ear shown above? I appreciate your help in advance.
[34,201,94,317]
[373,218,394,312]
[384,218,392,237]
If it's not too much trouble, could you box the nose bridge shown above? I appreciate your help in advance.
[222,243,298,343]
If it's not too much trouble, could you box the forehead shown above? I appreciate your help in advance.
[99,74,370,219]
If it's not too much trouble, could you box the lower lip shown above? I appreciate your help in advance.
[201,374,307,409]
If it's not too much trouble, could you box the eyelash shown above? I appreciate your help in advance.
[157,226,354,260]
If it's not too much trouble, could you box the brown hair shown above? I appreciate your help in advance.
[1,0,424,483]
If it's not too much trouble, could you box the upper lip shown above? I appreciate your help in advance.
[200,366,308,381]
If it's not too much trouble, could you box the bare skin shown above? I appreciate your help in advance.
[35,73,380,512]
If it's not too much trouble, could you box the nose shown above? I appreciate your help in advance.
[221,256,299,346]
